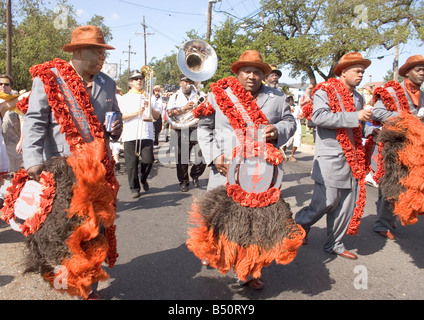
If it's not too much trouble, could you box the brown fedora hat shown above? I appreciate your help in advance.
[398,55,424,77]
[62,25,115,52]
[334,52,371,76]
[230,50,272,76]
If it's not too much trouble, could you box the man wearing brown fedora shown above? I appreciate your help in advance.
[23,25,122,180]
[295,52,373,260]
[20,25,122,299]
[192,50,296,289]
[371,54,424,240]
[197,50,295,190]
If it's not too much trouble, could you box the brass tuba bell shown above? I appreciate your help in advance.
[167,39,217,130]
[177,39,217,82]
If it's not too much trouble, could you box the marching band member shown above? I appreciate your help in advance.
[166,75,206,192]
[120,70,160,198]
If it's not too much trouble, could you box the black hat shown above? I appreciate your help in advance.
[129,71,145,80]
[179,74,194,83]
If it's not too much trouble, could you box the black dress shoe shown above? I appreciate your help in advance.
[142,181,149,192]
[180,184,189,192]
[193,179,200,188]
[302,233,308,245]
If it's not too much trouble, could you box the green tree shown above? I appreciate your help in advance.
[0,0,112,90]
[85,14,113,60]
[151,53,181,90]
[248,0,424,85]
[210,18,252,83]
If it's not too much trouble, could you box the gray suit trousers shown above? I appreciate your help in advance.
[295,181,358,254]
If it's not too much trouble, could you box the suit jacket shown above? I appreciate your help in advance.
[311,89,366,189]
[23,68,122,170]
[373,81,424,122]
[197,83,296,190]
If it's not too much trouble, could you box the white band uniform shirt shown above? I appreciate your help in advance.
[166,87,198,118]
[120,90,161,142]
[151,95,164,120]
[166,87,207,191]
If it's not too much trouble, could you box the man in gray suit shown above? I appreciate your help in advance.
[295,52,373,260]
[372,55,424,240]
[197,50,296,191]
[23,25,123,182]
[21,25,122,300]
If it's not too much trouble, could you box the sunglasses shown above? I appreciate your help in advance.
[0,83,10,86]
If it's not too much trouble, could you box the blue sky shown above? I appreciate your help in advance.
[61,0,422,84]
[68,0,259,74]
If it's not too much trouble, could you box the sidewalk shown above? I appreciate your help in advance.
[299,143,315,155]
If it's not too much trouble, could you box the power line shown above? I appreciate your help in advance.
[115,0,204,16]
[214,0,262,23]
[144,23,181,46]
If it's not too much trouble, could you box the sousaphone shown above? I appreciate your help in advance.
[167,39,218,129]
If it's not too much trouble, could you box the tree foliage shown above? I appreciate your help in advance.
[8,0,417,90]
[0,0,112,90]
[247,0,424,85]
[151,0,423,87]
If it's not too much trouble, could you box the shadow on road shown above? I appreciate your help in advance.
[102,244,242,300]
[101,239,339,300]
[0,220,25,244]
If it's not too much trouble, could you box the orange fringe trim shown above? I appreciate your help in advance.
[186,203,305,281]
[43,139,116,299]
[385,112,424,225]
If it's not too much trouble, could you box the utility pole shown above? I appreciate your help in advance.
[393,25,399,81]
[136,16,154,66]
[123,40,136,78]
[6,0,12,76]
[393,43,399,82]
[207,0,221,42]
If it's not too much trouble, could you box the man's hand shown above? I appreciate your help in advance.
[110,118,123,138]
[183,101,195,112]
[262,124,278,141]
[27,164,44,182]
[358,109,372,122]
[214,153,231,176]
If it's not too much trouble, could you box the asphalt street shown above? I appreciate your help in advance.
[1,137,424,303]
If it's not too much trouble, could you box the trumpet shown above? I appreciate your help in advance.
[142,65,155,122]
[135,65,155,156]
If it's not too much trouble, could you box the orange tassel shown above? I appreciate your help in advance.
[43,140,117,299]
[383,112,424,225]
